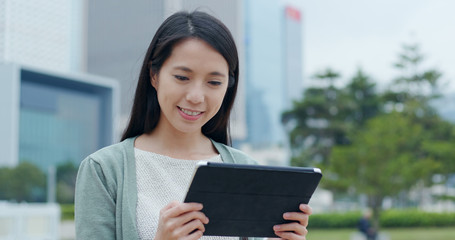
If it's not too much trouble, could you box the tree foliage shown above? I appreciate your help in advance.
[56,161,78,204]
[0,160,80,203]
[328,113,441,227]
[283,42,455,229]
[0,162,46,202]
[282,68,380,168]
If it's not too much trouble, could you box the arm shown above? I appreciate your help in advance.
[75,158,117,240]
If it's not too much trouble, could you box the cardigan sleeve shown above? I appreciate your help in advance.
[75,157,117,240]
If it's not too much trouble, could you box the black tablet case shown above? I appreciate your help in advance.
[184,162,322,237]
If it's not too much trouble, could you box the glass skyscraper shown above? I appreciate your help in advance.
[243,0,303,148]
[283,5,304,109]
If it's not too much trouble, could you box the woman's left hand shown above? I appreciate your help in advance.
[271,204,312,240]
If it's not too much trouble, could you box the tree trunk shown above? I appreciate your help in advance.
[368,195,384,231]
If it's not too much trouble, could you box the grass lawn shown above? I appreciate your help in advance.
[307,227,455,240]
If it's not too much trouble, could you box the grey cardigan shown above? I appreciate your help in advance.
[75,137,259,240]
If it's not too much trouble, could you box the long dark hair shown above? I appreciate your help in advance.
[121,11,239,145]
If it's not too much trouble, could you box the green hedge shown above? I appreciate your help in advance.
[60,204,74,220]
[58,204,455,228]
[309,210,455,229]
[309,211,362,228]
[380,209,455,228]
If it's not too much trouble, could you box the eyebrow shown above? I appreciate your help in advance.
[173,66,226,77]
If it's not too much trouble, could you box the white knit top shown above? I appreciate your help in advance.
[135,148,238,240]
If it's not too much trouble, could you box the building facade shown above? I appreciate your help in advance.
[283,5,304,109]
[0,63,119,170]
[0,0,85,72]
[0,0,119,170]
[86,0,165,132]
[0,0,304,169]
[243,0,303,148]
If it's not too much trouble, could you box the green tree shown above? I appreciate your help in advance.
[345,69,381,126]
[283,41,455,230]
[421,121,455,179]
[282,68,380,170]
[282,68,344,167]
[383,42,443,119]
[0,167,12,199]
[0,162,46,202]
[328,112,440,229]
[327,42,454,229]
[56,161,78,203]
[384,42,454,186]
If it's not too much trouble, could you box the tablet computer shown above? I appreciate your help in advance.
[183,162,322,237]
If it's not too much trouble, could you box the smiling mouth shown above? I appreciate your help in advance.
[178,107,203,116]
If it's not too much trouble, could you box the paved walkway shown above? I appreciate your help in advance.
[351,232,391,240]
[60,220,75,240]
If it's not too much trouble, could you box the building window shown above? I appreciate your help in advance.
[19,80,101,170]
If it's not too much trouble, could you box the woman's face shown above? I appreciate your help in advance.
[151,38,229,135]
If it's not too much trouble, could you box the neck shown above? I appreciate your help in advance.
[135,123,217,160]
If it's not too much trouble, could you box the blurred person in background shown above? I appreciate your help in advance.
[75,11,312,240]
[358,209,377,240]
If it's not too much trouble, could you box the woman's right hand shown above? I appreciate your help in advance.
[154,201,209,240]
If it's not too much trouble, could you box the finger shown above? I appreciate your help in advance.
[159,201,180,221]
[176,219,206,238]
[161,201,180,212]
[283,212,309,227]
[299,204,313,215]
[164,202,204,219]
[181,229,204,240]
[175,210,209,226]
[274,222,308,236]
[274,230,305,240]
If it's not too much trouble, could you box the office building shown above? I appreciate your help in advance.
[0,63,119,170]
[0,0,85,72]
[0,0,118,170]
[243,0,303,148]
[86,0,164,132]
[283,5,303,108]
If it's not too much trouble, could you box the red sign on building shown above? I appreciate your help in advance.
[286,6,301,22]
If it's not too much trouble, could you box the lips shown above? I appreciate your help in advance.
[179,107,202,116]
[178,107,203,120]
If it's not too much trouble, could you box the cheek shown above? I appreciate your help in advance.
[155,82,174,106]
[155,89,172,114]
[211,90,228,112]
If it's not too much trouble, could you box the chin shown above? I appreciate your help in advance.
[174,125,204,135]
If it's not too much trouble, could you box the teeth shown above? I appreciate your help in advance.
[180,107,201,116]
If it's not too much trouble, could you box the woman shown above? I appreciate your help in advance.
[75,11,312,240]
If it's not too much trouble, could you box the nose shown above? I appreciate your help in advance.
[186,83,205,104]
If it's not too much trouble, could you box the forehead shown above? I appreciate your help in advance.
[163,38,229,72]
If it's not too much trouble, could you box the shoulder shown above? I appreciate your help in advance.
[80,137,135,171]
[212,140,258,165]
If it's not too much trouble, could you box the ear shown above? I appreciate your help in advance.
[150,69,158,88]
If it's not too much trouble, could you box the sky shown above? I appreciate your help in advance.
[284,0,455,94]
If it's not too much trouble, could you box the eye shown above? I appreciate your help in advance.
[174,75,189,81]
[208,80,222,86]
